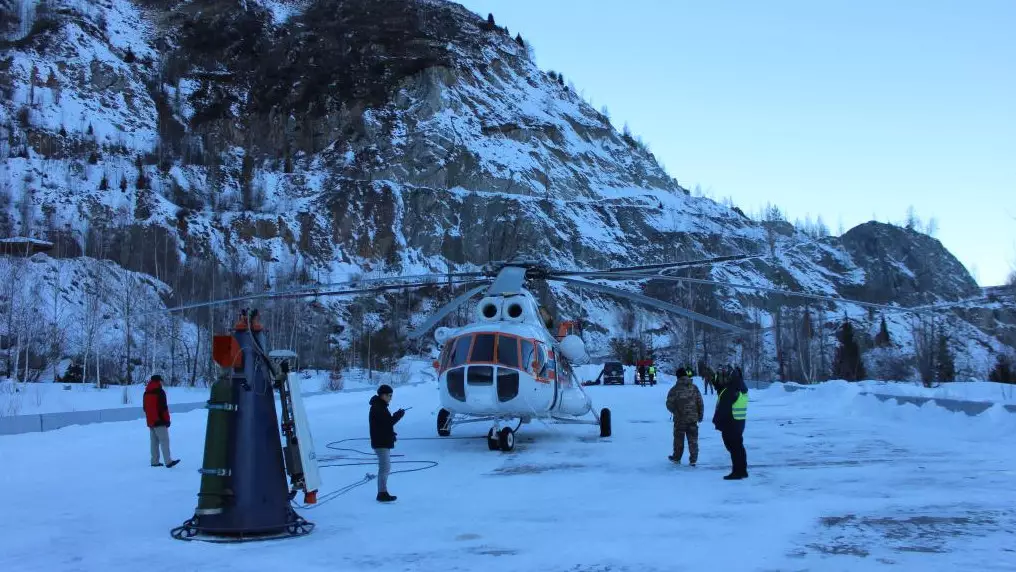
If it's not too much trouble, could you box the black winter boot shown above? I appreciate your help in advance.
[377,492,397,502]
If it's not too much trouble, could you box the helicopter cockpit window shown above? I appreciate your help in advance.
[496,335,520,368]
[437,343,451,369]
[448,336,472,368]
[470,334,495,363]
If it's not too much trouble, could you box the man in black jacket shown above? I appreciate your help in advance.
[369,384,406,502]
[712,367,749,480]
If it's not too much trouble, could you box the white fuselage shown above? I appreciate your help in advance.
[434,290,591,419]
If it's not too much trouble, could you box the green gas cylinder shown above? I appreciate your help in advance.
[195,376,237,515]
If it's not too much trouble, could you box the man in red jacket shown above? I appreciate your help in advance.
[143,375,179,468]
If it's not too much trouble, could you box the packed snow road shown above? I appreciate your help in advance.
[1,379,1014,571]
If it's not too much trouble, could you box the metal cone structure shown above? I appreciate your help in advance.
[171,310,314,543]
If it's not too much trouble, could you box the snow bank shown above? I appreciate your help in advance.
[754,379,1016,438]
[854,379,1016,404]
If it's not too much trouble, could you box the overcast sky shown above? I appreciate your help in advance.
[456,0,1016,286]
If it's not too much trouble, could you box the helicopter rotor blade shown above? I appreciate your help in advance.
[549,276,747,333]
[547,253,766,277]
[147,276,484,316]
[407,283,492,339]
[557,271,933,315]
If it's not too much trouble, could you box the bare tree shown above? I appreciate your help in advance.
[80,266,104,386]
[47,260,69,381]
[912,315,938,386]
[116,267,143,385]
[796,306,818,383]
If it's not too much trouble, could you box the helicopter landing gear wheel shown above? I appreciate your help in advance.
[599,407,612,438]
[487,428,499,450]
[498,427,515,452]
[437,408,451,437]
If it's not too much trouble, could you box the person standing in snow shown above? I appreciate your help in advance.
[143,374,179,468]
[369,384,406,502]
[713,366,749,479]
[666,366,704,466]
[647,364,657,385]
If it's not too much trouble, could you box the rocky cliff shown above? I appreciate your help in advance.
[0,0,1012,384]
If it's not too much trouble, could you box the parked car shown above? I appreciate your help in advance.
[601,361,625,385]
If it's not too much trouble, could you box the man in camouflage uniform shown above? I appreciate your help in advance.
[666,365,704,465]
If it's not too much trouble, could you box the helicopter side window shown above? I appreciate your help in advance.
[535,343,554,380]
[470,334,495,363]
[525,341,549,381]
[520,339,536,373]
[448,336,472,367]
[496,335,520,369]
[556,355,572,386]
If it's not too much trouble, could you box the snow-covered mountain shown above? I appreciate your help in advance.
[1,0,1012,385]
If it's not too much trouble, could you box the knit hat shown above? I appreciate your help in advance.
[377,384,394,395]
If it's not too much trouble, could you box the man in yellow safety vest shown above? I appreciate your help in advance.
[712,366,748,480]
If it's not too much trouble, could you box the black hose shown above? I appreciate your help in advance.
[290,435,484,509]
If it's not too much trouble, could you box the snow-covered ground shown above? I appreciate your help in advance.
[1,373,1014,571]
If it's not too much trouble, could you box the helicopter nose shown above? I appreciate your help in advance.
[466,384,495,406]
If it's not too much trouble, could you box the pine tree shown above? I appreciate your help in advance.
[934,334,955,382]
[515,33,524,47]
[832,317,866,381]
[874,316,891,347]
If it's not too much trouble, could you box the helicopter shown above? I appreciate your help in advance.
[402,258,761,452]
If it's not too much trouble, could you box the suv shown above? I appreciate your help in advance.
[601,361,624,385]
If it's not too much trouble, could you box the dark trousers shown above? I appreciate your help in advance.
[721,429,747,475]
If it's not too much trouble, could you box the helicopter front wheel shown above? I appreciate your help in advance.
[498,427,515,452]
[437,408,452,437]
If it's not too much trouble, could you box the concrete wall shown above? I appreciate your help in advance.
[0,398,217,436]
[0,380,429,437]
